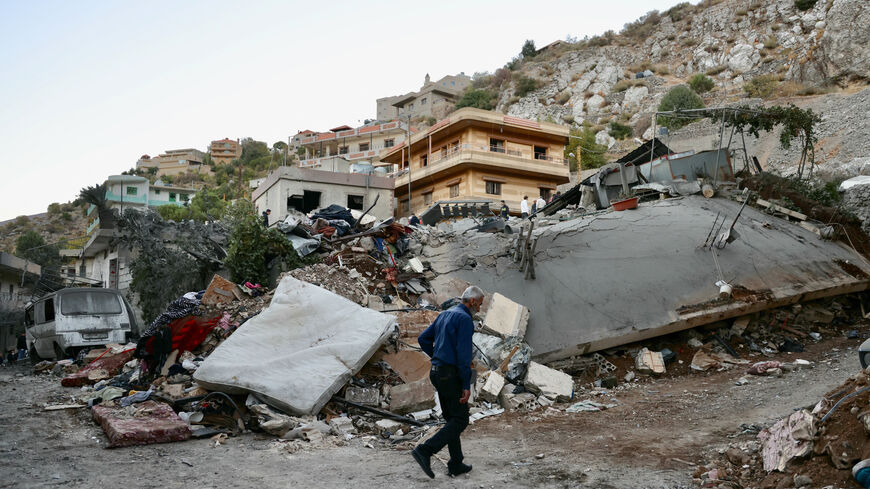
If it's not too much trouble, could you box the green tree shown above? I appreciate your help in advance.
[455,89,495,110]
[657,85,705,129]
[565,124,608,172]
[688,73,714,93]
[223,200,306,285]
[273,141,288,152]
[15,230,61,272]
[521,39,537,59]
[189,187,227,221]
[47,202,62,216]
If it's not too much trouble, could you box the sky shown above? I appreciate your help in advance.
[0,0,686,221]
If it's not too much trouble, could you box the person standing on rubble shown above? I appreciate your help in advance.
[520,196,530,219]
[412,286,483,479]
[262,209,271,227]
[499,200,509,219]
[535,195,546,214]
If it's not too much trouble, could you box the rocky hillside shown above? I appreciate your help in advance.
[0,204,90,256]
[488,0,869,177]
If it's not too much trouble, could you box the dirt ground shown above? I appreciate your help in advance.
[0,335,863,489]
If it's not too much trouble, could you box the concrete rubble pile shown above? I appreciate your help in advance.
[691,363,870,488]
[31,190,870,457]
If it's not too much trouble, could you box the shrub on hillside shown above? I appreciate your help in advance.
[608,122,633,140]
[794,0,818,11]
[514,75,540,97]
[565,124,608,172]
[688,73,714,93]
[456,89,495,110]
[521,40,536,59]
[743,75,779,99]
[656,85,705,129]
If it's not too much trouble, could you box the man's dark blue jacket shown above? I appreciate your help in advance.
[418,303,474,389]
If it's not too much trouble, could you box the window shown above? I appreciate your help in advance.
[402,199,410,213]
[169,193,177,202]
[489,138,505,153]
[126,186,137,196]
[485,181,502,195]
[347,194,364,210]
[451,81,455,86]
[421,97,427,105]
[449,184,460,198]
[421,154,428,167]
[61,291,122,315]
[540,188,552,201]
[181,194,190,202]
[409,103,414,110]
[423,192,433,205]
[287,190,321,213]
[154,189,161,195]
[384,139,394,148]
[534,146,548,160]
[42,298,55,323]
[339,146,349,155]
[359,142,370,151]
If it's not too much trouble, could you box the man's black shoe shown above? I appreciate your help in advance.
[411,448,435,479]
[448,463,473,477]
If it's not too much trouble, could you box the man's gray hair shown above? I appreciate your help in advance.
[460,286,484,301]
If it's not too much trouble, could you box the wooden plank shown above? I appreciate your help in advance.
[756,198,807,221]
[44,404,87,411]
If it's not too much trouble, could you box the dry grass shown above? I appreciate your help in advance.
[763,36,778,49]
[706,65,727,76]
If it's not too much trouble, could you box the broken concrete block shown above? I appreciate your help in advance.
[374,419,404,434]
[801,304,835,324]
[634,348,665,375]
[499,386,537,411]
[482,293,529,339]
[201,274,242,306]
[345,386,379,406]
[688,338,704,349]
[408,257,424,274]
[730,316,751,337]
[523,362,573,402]
[389,378,435,414]
[328,416,356,435]
[381,350,431,383]
[478,371,505,404]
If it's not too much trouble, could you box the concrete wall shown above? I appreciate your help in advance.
[252,167,394,223]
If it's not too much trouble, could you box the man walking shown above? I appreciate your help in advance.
[520,196,530,219]
[412,286,484,478]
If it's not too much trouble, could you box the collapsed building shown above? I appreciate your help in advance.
[28,136,870,488]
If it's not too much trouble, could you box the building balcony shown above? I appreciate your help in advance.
[106,191,148,205]
[392,144,568,187]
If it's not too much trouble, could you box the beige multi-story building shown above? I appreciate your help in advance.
[291,121,408,171]
[380,107,570,217]
[152,148,209,177]
[377,73,472,121]
[208,138,241,165]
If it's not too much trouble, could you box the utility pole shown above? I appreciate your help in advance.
[406,114,412,217]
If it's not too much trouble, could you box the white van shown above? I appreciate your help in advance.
[24,288,139,360]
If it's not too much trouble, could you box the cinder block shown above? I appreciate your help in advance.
[479,371,505,403]
[389,378,435,414]
[523,361,573,402]
[482,293,530,339]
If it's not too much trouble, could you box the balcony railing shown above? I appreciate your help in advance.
[388,144,568,179]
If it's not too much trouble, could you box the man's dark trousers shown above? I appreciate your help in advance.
[417,364,469,469]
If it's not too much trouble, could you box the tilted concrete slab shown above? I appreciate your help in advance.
[434,196,870,362]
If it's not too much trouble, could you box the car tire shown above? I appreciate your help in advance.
[29,345,42,364]
[53,343,67,361]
